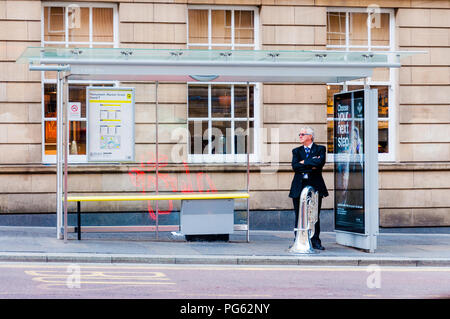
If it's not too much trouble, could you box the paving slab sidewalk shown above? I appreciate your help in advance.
[0,226,449,266]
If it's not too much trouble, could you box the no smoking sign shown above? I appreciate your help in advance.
[69,102,81,119]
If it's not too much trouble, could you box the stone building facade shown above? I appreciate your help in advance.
[0,0,449,227]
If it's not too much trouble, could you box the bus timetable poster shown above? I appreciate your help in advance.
[87,87,135,162]
[334,89,365,234]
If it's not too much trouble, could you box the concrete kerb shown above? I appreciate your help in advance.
[0,252,48,263]
[0,253,449,266]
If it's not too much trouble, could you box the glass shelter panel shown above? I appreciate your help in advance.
[69,121,87,155]
[44,120,57,155]
[234,85,254,118]
[188,86,209,118]
[187,83,255,159]
[211,85,232,118]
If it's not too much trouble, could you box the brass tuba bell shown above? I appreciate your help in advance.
[288,185,319,254]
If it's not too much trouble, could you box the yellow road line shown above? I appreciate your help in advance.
[25,270,169,279]
[25,269,175,286]
[32,279,175,285]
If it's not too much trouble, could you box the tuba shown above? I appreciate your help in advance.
[288,185,319,254]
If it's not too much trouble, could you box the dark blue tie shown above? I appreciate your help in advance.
[305,147,310,158]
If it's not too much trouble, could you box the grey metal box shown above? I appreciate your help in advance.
[180,199,234,235]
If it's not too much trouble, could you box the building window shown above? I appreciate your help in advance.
[188,84,255,161]
[41,2,118,163]
[187,6,259,162]
[43,4,116,48]
[326,8,395,161]
[188,7,257,50]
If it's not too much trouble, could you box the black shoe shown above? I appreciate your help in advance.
[312,243,325,250]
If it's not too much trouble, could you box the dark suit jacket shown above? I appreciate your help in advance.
[289,143,329,198]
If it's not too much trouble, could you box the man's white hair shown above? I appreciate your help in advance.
[301,126,315,141]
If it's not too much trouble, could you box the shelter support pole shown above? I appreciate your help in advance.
[56,70,69,241]
[364,77,377,253]
[363,77,369,90]
[155,81,159,240]
[246,82,250,243]
[63,73,69,243]
[56,71,63,239]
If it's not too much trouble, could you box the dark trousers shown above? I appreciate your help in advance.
[292,194,323,245]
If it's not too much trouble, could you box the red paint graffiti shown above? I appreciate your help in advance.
[128,152,217,220]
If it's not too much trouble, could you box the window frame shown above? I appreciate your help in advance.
[187,5,261,163]
[41,2,119,48]
[187,82,260,163]
[187,5,260,50]
[41,2,119,164]
[326,7,397,162]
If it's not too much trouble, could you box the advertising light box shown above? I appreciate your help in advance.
[334,89,365,234]
[87,87,135,162]
[333,88,379,252]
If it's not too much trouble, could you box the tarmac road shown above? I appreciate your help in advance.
[0,263,449,299]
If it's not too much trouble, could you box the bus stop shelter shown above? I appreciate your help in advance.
[17,47,420,251]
